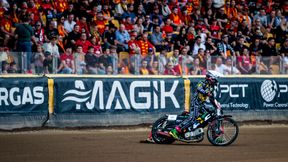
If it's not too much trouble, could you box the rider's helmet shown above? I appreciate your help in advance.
[205,70,223,86]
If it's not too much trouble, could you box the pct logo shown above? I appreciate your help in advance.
[260,80,278,102]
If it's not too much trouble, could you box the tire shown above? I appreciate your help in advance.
[207,117,239,146]
[151,116,176,144]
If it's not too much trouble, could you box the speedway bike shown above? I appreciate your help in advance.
[151,104,239,146]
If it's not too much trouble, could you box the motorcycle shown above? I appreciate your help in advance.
[151,104,239,146]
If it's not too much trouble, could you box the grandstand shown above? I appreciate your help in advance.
[0,0,287,75]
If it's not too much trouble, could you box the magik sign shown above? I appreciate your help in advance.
[54,78,184,113]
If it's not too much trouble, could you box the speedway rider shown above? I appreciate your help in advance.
[169,70,222,139]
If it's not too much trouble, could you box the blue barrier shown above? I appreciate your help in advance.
[0,77,49,130]
[47,77,186,127]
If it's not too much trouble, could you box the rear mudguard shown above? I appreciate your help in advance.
[163,114,189,130]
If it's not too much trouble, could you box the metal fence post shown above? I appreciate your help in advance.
[113,53,118,75]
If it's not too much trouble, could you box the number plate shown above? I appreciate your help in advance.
[167,115,177,121]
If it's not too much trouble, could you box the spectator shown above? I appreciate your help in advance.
[174,26,188,50]
[43,36,60,58]
[33,44,45,74]
[74,45,86,74]
[1,11,13,47]
[58,47,75,74]
[95,12,106,35]
[149,60,159,75]
[160,1,171,18]
[139,60,149,75]
[85,46,98,74]
[204,9,215,28]
[195,48,207,72]
[214,57,226,74]
[147,15,161,32]
[90,35,102,54]
[234,36,249,56]
[8,61,17,74]
[77,16,89,36]
[179,47,193,73]
[62,3,76,19]
[45,20,59,41]
[102,4,114,25]
[115,24,130,51]
[143,47,157,69]
[1,61,9,74]
[64,13,76,33]
[267,10,281,29]
[224,58,240,75]
[262,37,277,59]
[275,17,288,43]
[150,25,164,51]
[215,7,228,29]
[99,48,113,69]
[162,18,174,35]
[123,16,134,33]
[133,17,144,35]
[237,48,254,74]
[191,36,206,57]
[138,33,154,58]
[66,24,81,49]
[106,65,114,75]
[122,4,137,23]
[181,6,192,26]
[205,37,217,55]
[34,21,45,45]
[14,15,35,73]
[209,19,221,40]
[158,48,169,74]
[216,34,235,59]
[169,49,181,75]
[224,0,238,19]
[75,33,92,53]
[169,7,184,30]
[253,8,268,27]
[128,31,140,57]
[103,23,117,49]
[189,58,203,75]
[0,47,8,64]
[43,51,53,74]
[250,38,263,56]
[163,61,177,75]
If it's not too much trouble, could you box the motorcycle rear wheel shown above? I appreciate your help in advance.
[151,116,176,144]
[207,117,239,146]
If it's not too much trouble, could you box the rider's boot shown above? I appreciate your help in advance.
[169,126,181,139]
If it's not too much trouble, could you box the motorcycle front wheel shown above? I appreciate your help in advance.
[207,117,239,146]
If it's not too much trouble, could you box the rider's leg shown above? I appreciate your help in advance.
[169,99,200,139]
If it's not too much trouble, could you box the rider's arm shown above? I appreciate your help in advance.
[196,81,209,95]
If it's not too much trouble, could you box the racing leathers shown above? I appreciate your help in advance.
[177,79,218,131]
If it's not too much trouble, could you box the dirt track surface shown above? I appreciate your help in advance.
[0,125,288,162]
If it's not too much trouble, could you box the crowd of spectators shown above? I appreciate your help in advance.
[0,0,287,75]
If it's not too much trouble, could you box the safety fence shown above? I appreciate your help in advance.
[0,52,287,75]
[0,75,288,130]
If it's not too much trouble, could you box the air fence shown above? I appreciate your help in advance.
[0,75,288,130]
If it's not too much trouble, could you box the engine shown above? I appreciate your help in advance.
[184,128,204,140]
